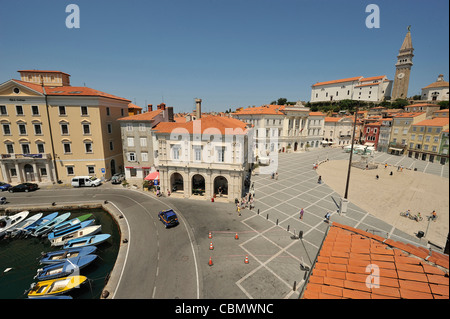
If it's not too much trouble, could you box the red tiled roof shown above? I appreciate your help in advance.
[312,76,363,87]
[392,112,425,118]
[152,115,248,135]
[233,105,286,115]
[117,109,163,121]
[127,103,142,110]
[12,79,131,102]
[302,223,449,299]
[412,117,449,127]
[18,70,71,76]
[360,75,386,82]
[309,112,325,116]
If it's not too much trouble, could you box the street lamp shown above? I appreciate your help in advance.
[340,106,358,215]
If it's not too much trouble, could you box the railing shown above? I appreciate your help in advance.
[0,153,51,160]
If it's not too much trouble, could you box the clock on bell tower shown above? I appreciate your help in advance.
[391,26,414,101]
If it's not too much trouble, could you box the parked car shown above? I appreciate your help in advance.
[71,176,102,187]
[111,173,125,184]
[158,209,179,228]
[8,182,38,193]
[0,182,11,191]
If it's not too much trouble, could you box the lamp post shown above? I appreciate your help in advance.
[340,106,358,215]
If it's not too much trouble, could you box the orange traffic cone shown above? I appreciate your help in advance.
[208,256,213,266]
[244,255,249,264]
[208,231,212,239]
[209,242,214,250]
[235,233,239,240]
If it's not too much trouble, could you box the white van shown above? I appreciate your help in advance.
[71,176,102,187]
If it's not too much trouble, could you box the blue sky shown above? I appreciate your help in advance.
[0,0,448,113]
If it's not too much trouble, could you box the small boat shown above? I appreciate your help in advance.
[50,225,101,247]
[0,211,29,237]
[24,212,59,234]
[40,246,97,264]
[27,275,88,298]
[33,212,71,237]
[47,220,95,241]
[28,295,73,299]
[35,254,98,281]
[52,213,93,233]
[7,213,43,237]
[63,234,111,249]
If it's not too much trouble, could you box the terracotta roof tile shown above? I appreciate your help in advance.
[302,222,449,299]
[312,76,363,87]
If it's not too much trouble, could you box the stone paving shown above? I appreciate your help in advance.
[223,147,448,299]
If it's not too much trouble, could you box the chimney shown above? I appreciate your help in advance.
[157,103,166,110]
[167,107,174,122]
[195,98,202,119]
[148,104,153,112]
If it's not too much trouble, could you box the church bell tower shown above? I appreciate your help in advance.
[391,26,414,101]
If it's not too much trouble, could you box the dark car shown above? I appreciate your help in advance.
[158,209,179,228]
[8,183,39,193]
[0,182,11,191]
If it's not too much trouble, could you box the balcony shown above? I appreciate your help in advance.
[0,153,52,161]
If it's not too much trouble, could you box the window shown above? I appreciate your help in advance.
[18,124,27,135]
[32,105,39,115]
[127,137,134,147]
[366,128,370,133]
[85,143,93,153]
[61,124,69,135]
[374,128,378,134]
[10,168,17,177]
[106,107,110,116]
[109,141,114,151]
[413,127,417,132]
[434,136,439,143]
[402,129,408,135]
[16,105,24,115]
[87,166,95,175]
[394,128,398,134]
[121,108,124,117]
[172,146,180,160]
[21,144,30,154]
[127,123,132,132]
[0,105,7,115]
[411,134,415,140]
[425,136,430,142]
[436,128,441,134]
[37,143,45,153]
[2,124,11,135]
[347,90,350,95]
[130,168,137,177]
[140,137,147,147]
[81,106,88,116]
[432,146,437,152]
[34,124,42,135]
[59,106,66,115]
[67,166,74,175]
[127,152,136,162]
[63,143,71,154]
[409,142,414,149]
[194,146,202,161]
[401,139,406,145]
[427,127,432,133]
[217,147,225,162]
[139,123,145,131]
[141,152,148,162]
[82,124,91,135]
[40,167,47,176]
[6,144,14,154]
[107,123,112,134]
[424,145,429,151]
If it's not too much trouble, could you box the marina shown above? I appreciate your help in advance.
[0,208,120,299]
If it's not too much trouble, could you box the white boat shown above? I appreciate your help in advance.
[50,225,102,247]
[33,212,71,237]
[0,211,29,237]
[7,213,43,237]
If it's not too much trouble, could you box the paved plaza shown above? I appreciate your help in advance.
[178,147,448,299]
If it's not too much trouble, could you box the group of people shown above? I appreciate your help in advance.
[236,184,255,216]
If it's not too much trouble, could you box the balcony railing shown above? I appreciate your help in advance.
[0,153,51,160]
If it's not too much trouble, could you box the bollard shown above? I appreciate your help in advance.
[293,281,297,291]
[257,209,260,215]
[276,219,279,225]
[299,230,303,239]
[266,214,269,220]
[287,225,290,232]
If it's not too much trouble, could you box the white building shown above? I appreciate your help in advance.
[118,103,173,183]
[323,117,354,146]
[421,74,449,102]
[310,75,392,103]
[152,113,252,202]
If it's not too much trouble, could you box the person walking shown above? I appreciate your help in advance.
[324,211,331,222]
[299,208,304,220]
[318,176,322,184]
[237,205,241,216]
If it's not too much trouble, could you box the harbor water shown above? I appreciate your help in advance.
[0,208,120,299]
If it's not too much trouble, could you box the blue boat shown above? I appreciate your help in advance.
[24,212,58,234]
[34,254,98,281]
[47,220,94,241]
[63,234,111,249]
[33,212,71,237]
[52,213,93,233]
[39,246,97,264]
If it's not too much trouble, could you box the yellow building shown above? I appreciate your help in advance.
[407,117,450,162]
[388,112,426,155]
[0,70,130,184]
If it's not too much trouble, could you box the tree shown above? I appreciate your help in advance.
[438,101,449,109]
[277,98,287,105]
[391,98,409,108]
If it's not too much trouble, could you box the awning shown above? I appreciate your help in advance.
[364,143,375,147]
[389,147,404,151]
[144,171,160,181]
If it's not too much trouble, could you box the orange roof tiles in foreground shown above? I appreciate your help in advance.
[233,104,286,115]
[152,115,248,135]
[302,223,449,299]
[412,117,449,127]
[312,76,363,87]
[117,109,163,122]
